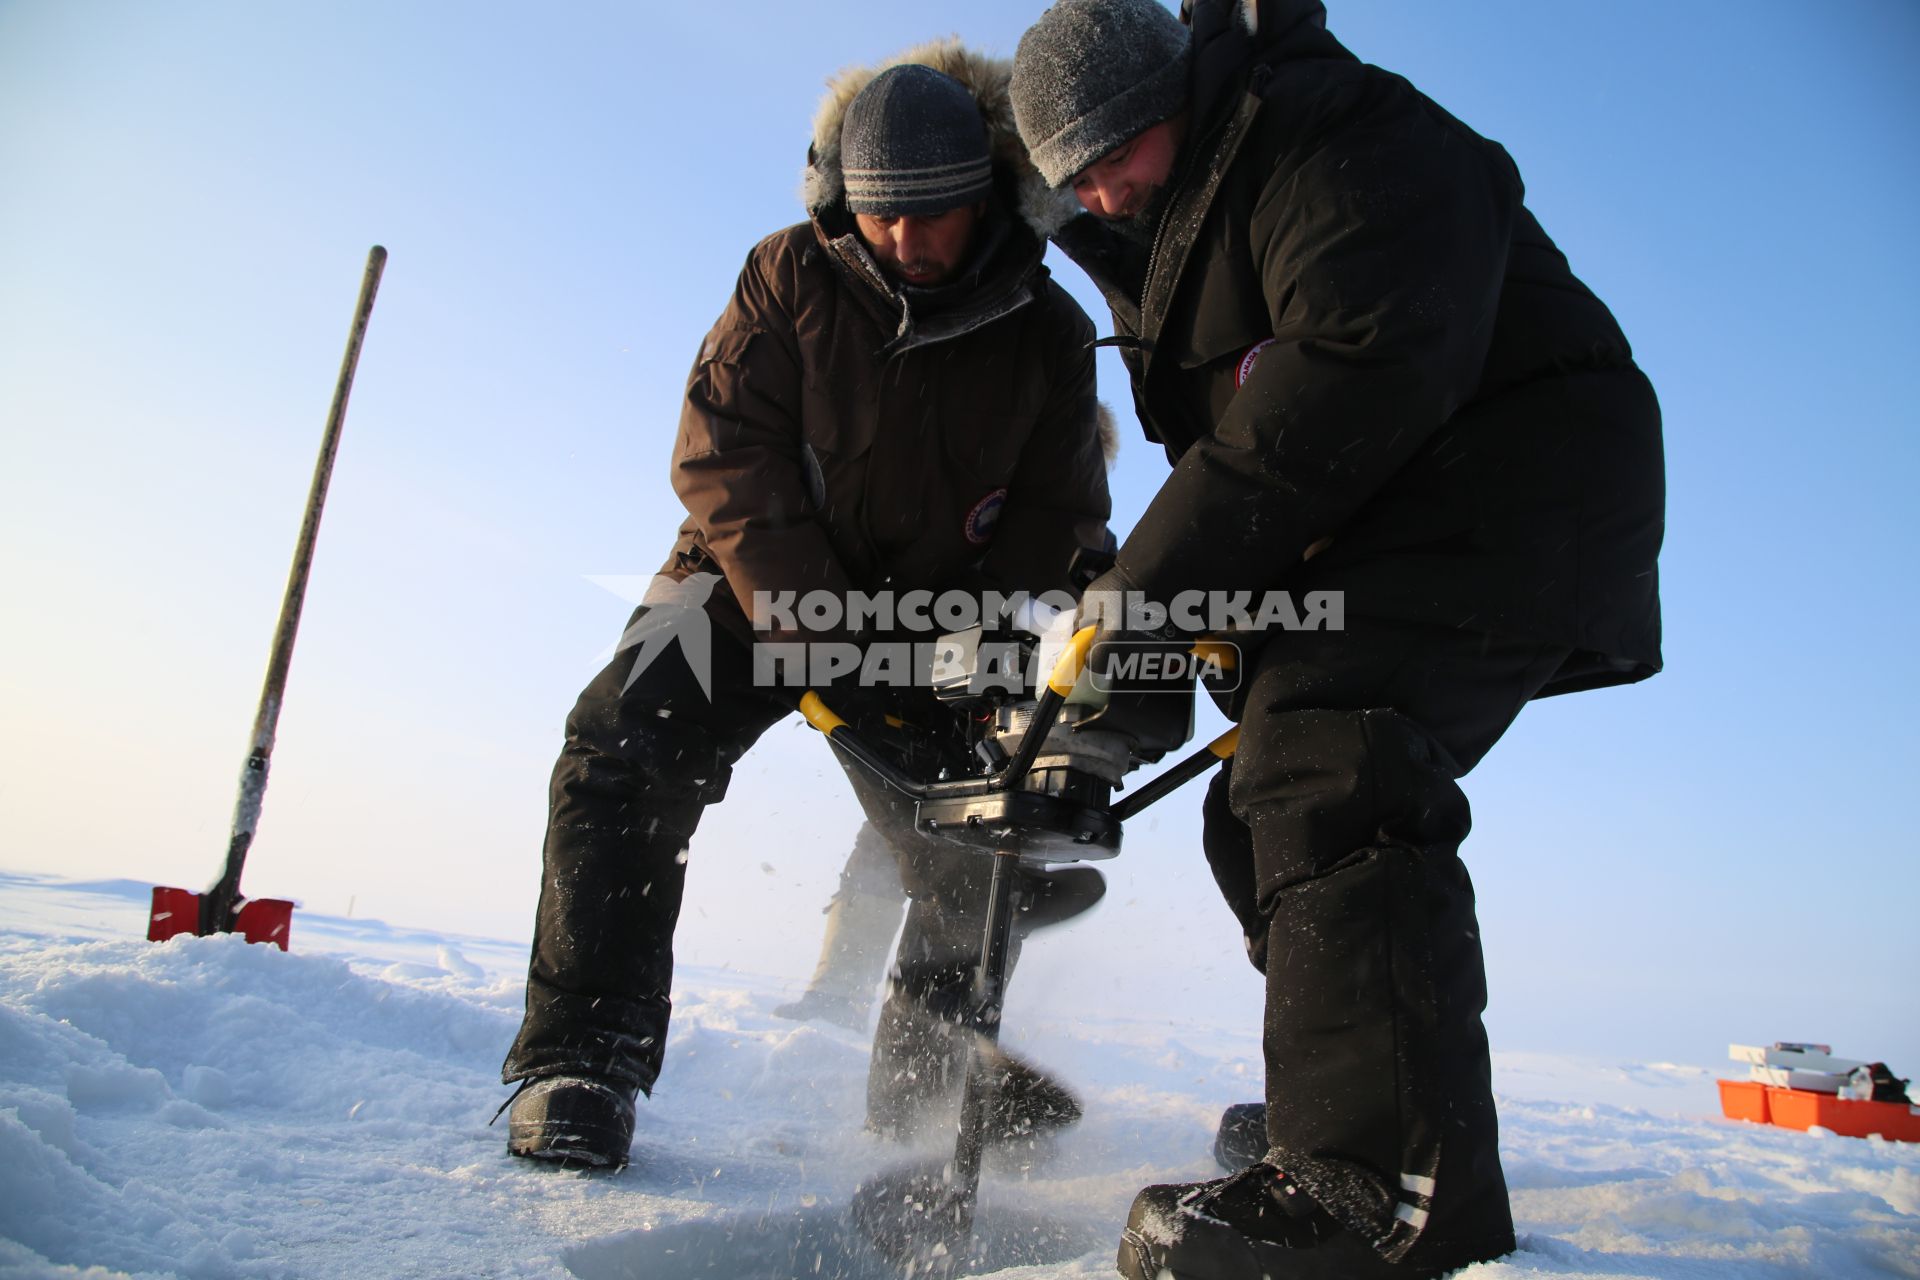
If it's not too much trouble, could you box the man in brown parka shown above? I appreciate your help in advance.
[500,46,1113,1171]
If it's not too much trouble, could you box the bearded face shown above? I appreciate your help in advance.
[1069,116,1187,235]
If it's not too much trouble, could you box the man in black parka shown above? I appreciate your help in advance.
[1009,1,1664,1277]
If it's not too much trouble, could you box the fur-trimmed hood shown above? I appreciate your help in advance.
[802,37,1079,236]
[797,39,1119,469]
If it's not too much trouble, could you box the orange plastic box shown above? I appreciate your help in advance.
[1717,1079,1771,1124]
[1765,1087,1920,1142]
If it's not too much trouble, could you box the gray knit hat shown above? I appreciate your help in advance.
[1010,0,1191,188]
[840,64,994,217]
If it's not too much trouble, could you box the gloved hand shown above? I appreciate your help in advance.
[1073,563,1185,682]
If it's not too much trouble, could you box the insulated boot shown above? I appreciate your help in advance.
[1117,1164,1468,1280]
[505,1075,636,1170]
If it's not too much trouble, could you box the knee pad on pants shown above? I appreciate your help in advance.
[1227,707,1468,914]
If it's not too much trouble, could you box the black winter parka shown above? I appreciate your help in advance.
[1051,0,1664,696]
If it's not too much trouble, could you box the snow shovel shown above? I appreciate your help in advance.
[148,246,388,952]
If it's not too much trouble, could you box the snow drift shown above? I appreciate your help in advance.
[0,871,1914,1279]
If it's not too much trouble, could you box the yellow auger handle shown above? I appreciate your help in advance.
[1207,726,1240,759]
[798,691,845,736]
[797,691,930,800]
[1047,626,1099,696]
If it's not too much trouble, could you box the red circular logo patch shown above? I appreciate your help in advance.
[1236,339,1276,389]
[963,488,1007,545]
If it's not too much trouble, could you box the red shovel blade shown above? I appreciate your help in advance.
[148,887,294,951]
[147,886,202,942]
[235,897,294,949]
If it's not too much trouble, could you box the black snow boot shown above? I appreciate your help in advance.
[1213,1100,1267,1170]
[505,1075,637,1170]
[1118,1164,1457,1280]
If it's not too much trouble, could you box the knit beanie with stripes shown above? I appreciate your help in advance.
[840,64,994,217]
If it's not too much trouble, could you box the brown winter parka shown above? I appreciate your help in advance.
[660,41,1113,646]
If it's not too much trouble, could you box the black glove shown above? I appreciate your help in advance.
[1074,563,1186,682]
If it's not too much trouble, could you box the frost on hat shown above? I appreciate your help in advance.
[1011,0,1192,188]
[840,64,994,217]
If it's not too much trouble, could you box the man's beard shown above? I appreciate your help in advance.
[1104,180,1175,250]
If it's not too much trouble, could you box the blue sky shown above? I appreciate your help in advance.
[3,1,1917,1073]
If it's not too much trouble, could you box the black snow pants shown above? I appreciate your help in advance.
[1203,619,1570,1269]
[502,610,788,1094]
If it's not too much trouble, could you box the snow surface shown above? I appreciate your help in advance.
[1,871,1915,1279]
